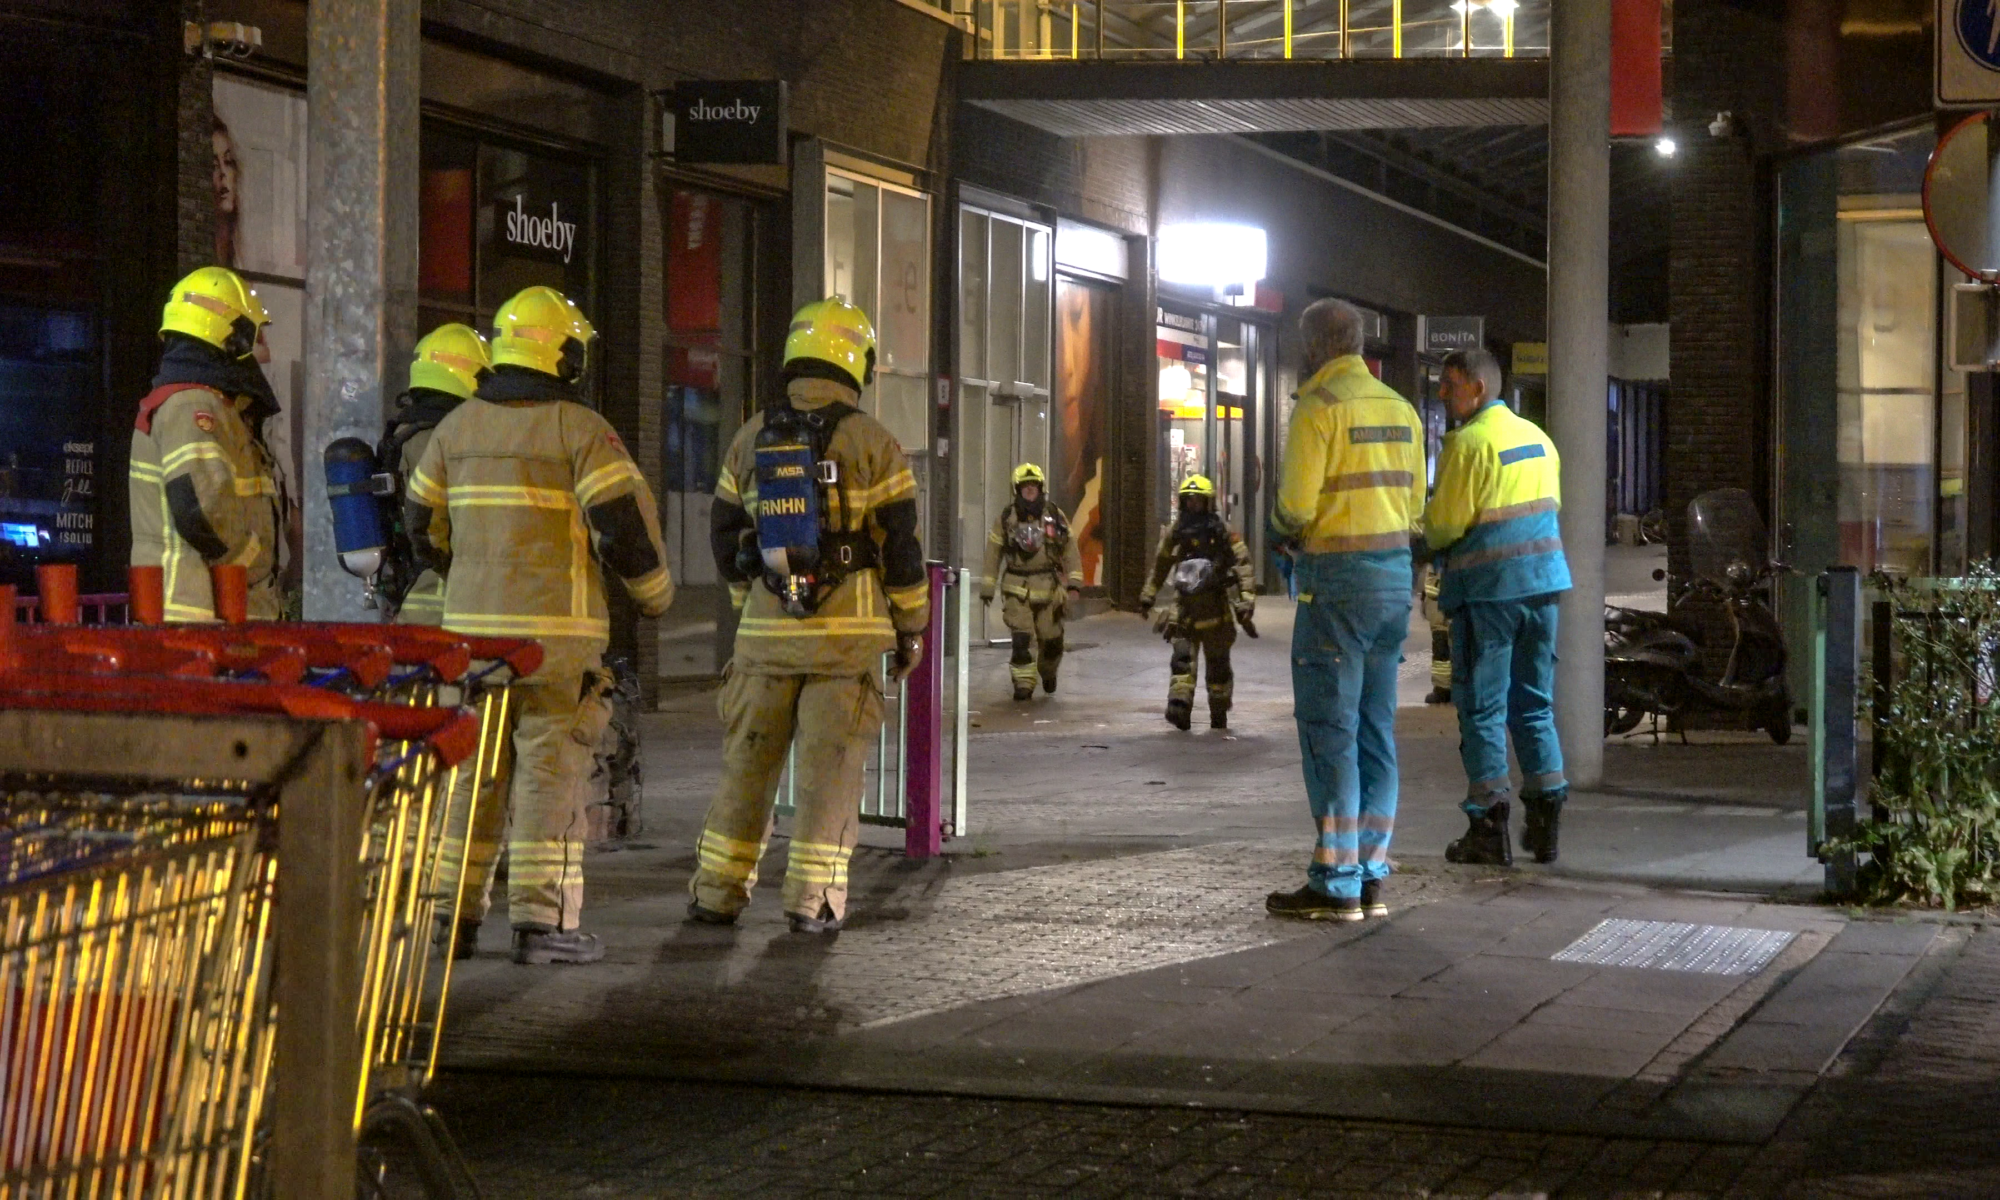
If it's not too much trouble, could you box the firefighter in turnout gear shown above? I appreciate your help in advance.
[689,297,930,935]
[385,323,491,625]
[981,462,1083,701]
[129,266,285,621]
[1140,475,1255,731]
[407,286,673,965]
[1423,565,1452,704]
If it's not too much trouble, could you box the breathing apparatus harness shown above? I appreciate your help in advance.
[741,399,876,617]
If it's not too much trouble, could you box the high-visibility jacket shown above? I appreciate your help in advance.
[1273,355,1426,593]
[129,385,283,621]
[980,503,1083,603]
[1425,400,1572,613]
[405,392,673,648]
[711,376,930,677]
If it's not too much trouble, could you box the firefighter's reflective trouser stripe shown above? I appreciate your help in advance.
[1451,596,1566,816]
[396,569,446,625]
[1169,619,1236,714]
[690,668,886,921]
[438,639,613,931]
[1293,564,1409,900]
[1002,590,1066,690]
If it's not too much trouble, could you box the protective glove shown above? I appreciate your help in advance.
[1066,586,1083,620]
[1234,598,1258,638]
[1150,603,1177,637]
[891,631,924,682]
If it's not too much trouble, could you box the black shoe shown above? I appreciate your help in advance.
[1210,709,1228,730]
[1445,801,1514,866]
[1042,673,1058,695]
[435,917,480,961]
[1013,683,1035,702]
[511,925,605,965]
[788,902,845,934]
[1425,686,1452,705]
[1522,789,1566,864]
[1359,879,1388,918]
[686,900,738,926]
[1266,885,1362,922]
[1166,699,1192,730]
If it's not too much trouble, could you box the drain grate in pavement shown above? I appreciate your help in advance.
[1553,918,1796,975]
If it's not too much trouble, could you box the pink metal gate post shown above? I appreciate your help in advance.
[903,563,948,858]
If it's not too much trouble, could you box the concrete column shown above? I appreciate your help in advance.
[302,0,420,620]
[1547,0,1611,787]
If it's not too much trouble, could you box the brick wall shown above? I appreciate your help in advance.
[177,0,216,274]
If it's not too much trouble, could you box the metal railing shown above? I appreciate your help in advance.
[965,0,1668,61]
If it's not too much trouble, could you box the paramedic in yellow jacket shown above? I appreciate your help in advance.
[129,266,284,621]
[1139,475,1255,731]
[1264,298,1426,924]
[407,286,672,966]
[688,297,930,935]
[386,323,490,625]
[981,462,1083,701]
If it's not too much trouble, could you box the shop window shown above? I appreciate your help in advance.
[660,188,756,679]
[825,171,933,452]
[418,125,599,405]
[0,304,98,564]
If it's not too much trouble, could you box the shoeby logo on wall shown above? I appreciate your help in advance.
[502,194,579,264]
[665,80,788,165]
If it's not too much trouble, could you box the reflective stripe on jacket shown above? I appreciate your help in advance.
[128,386,282,621]
[393,424,446,624]
[1425,400,1572,612]
[1273,355,1425,593]
[980,505,1083,603]
[710,377,930,676]
[406,394,673,649]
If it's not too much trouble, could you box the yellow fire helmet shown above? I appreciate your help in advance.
[783,296,877,391]
[1179,474,1217,498]
[160,266,271,360]
[491,285,596,381]
[409,323,492,399]
[1011,462,1046,488]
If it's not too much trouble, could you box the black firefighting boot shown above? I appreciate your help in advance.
[434,916,480,962]
[1522,788,1567,864]
[1444,800,1514,866]
[511,924,605,965]
[1209,709,1227,730]
[1165,697,1193,730]
[788,901,845,935]
[1013,682,1035,702]
[686,899,738,926]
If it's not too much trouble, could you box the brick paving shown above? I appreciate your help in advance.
[433,926,2000,1197]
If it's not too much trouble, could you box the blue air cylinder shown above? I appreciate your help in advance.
[323,437,387,579]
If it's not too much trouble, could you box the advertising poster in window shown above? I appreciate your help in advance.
[0,305,99,564]
[1054,279,1109,586]
[212,73,307,594]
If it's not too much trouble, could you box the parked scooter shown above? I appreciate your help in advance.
[1604,488,1794,744]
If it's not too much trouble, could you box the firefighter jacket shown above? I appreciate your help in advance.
[129,386,283,621]
[1425,399,1571,614]
[383,390,462,625]
[710,376,930,677]
[980,502,1083,605]
[1139,514,1253,629]
[405,376,673,649]
[1273,354,1426,594]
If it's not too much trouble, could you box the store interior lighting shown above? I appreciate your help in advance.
[1157,223,1268,295]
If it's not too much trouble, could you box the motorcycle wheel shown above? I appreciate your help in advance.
[1605,702,1647,736]
[1764,704,1792,745]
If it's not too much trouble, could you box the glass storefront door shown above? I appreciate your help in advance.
[1156,306,1275,584]
[957,205,1053,635]
[658,188,756,679]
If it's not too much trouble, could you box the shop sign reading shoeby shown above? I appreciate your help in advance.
[667,80,789,165]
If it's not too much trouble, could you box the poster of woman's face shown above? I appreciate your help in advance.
[210,74,307,281]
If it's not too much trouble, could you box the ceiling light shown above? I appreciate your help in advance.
[1654,137,1677,158]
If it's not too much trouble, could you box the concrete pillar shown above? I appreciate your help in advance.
[302,0,420,620]
[1547,0,1611,787]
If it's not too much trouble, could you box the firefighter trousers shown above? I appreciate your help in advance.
[690,668,886,921]
[438,639,615,932]
[1169,619,1236,716]
[1002,593,1066,693]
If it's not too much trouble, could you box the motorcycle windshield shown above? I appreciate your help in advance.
[1687,488,1768,588]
